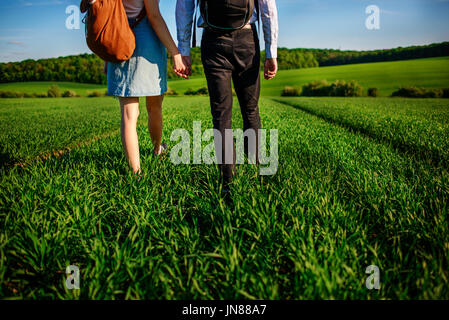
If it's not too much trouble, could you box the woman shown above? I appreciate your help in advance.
[106,0,188,176]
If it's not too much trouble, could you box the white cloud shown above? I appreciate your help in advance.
[7,41,26,47]
[20,0,66,6]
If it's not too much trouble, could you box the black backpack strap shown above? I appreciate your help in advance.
[130,7,147,29]
[255,0,260,21]
[80,0,89,13]
[255,0,260,34]
[192,0,199,48]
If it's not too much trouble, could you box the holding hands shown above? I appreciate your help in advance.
[172,55,192,79]
[173,55,278,80]
[181,56,193,77]
[172,54,190,79]
[176,55,277,80]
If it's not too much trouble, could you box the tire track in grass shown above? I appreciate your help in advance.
[2,97,212,171]
[260,99,449,298]
[271,98,449,170]
[261,99,448,298]
[0,97,151,169]
[8,128,121,170]
[3,97,173,170]
[7,110,156,170]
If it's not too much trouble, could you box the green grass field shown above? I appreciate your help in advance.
[0,96,448,299]
[169,56,449,97]
[258,56,449,97]
[2,57,449,97]
[0,81,106,97]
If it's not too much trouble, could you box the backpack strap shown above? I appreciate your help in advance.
[80,0,89,13]
[255,0,260,35]
[192,0,199,48]
[130,7,147,29]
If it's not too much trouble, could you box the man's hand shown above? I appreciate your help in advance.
[182,56,192,77]
[264,58,278,80]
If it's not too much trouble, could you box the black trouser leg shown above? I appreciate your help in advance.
[232,25,261,163]
[203,67,236,184]
[232,63,261,163]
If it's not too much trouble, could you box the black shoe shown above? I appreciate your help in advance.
[221,184,233,206]
[153,142,167,157]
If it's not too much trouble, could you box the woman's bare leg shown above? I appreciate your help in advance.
[146,95,164,154]
[119,97,141,174]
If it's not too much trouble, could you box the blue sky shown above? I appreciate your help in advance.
[0,0,448,62]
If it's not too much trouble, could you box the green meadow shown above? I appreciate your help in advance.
[0,95,448,299]
[258,56,449,97]
[2,57,449,97]
[169,56,449,97]
[0,81,106,97]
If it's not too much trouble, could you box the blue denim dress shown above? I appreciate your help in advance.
[107,17,167,97]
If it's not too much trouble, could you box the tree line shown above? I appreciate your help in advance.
[1,42,448,85]
[304,42,449,66]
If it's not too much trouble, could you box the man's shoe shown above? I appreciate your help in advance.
[153,142,168,157]
[221,187,232,204]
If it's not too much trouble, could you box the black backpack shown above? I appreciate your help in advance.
[192,0,260,47]
[200,0,257,31]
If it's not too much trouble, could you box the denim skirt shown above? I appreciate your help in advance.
[107,17,167,97]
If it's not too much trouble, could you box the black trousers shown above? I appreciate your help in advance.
[201,24,262,184]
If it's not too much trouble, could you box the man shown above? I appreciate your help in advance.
[176,0,279,195]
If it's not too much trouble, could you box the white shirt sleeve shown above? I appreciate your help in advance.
[259,0,279,59]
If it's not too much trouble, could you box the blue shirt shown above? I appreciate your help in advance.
[176,0,279,59]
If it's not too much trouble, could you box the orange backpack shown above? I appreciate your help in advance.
[80,0,146,63]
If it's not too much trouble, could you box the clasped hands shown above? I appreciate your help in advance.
[172,55,278,80]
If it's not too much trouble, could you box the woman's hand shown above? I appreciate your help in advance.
[172,54,189,79]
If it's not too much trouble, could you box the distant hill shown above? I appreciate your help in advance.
[0,42,448,85]
[2,57,448,97]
